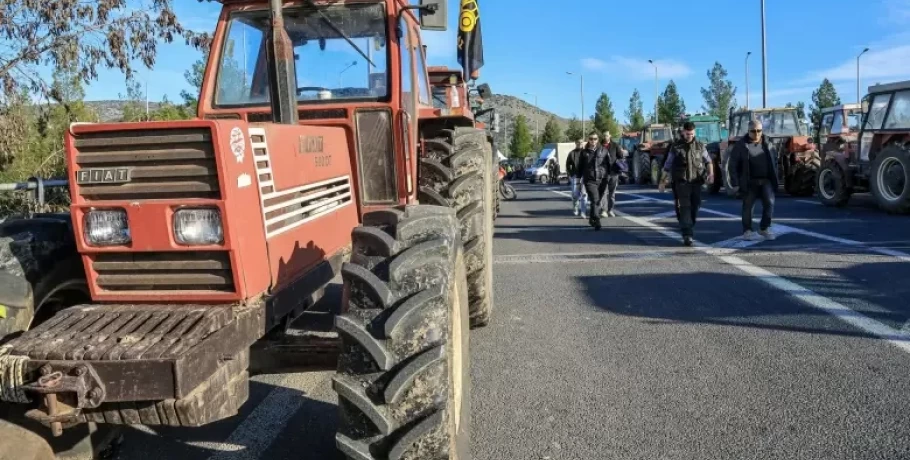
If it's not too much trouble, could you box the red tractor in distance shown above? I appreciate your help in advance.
[816,83,910,212]
[0,1,497,459]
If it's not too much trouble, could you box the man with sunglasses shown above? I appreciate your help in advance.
[659,121,714,246]
[577,132,609,230]
[566,138,587,217]
[728,119,778,241]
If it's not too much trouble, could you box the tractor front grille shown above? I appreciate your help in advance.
[73,128,220,201]
[92,251,234,293]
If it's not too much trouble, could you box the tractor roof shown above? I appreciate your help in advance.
[684,114,720,122]
[821,103,861,114]
[868,80,910,94]
[646,123,671,129]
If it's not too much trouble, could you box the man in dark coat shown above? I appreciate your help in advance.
[599,131,626,218]
[659,121,714,246]
[577,132,609,230]
[728,119,779,241]
[565,139,586,216]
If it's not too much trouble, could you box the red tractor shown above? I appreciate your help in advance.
[816,83,910,212]
[629,123,674,185]
[0,1,497,458]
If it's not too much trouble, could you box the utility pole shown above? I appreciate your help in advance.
[524,92,539,146]
[145,79,149,121]
[745,51,752,109]
[566,72,585,134]
[761,0,768,108]
[648,60,658,123]
[857,48,869,105]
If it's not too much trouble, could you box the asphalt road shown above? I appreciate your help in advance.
[96,181,910,459]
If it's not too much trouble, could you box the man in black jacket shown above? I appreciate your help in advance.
[578,132,609,230]
[599,131,626,218]
[728,119,779,241]
[565,139,586,216]
[659,121,714,246]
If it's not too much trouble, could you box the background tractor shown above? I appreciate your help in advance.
[720,106,820,197]
[816,82,910,213]
[677,113,727,194]
[630,123,674,185]
[0,1,497,459]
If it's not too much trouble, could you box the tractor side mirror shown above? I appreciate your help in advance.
[419,0,447,31]
[478,83,492,100]
[861,99,869,114]
[492,112,501,133]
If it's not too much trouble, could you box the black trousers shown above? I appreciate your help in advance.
[599,174,620,213]
[742,179,775,232]
[585,180,608,222]
[673,180,702,237]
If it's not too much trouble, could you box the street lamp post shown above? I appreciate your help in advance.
[524,92,540,146]
[857,47,869,105]
[745,51,752,109]
[648,60,658,123]
[566,72,585,134]
[761,0,768,108]
[339,60,357,87]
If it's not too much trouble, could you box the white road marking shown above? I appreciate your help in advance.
[549,189,910,355]
[796,199,822,205]
[644,210,678,221]
[617,191,910,263]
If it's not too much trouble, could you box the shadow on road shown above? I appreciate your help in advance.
[576,262,910,341]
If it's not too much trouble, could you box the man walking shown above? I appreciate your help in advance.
[659,121,714,246]
[598,131,625,218]
[578,132,609,230]
[728,119,778,240]
[566,139,586,216]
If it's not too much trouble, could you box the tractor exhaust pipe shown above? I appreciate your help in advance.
[266,0,298,125]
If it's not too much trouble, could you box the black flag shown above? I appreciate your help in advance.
[457,0,484,79]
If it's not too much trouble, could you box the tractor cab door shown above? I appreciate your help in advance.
[859,92,892,165]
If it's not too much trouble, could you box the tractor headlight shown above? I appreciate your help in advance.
[174,207,224,245]
[84,209,131,246]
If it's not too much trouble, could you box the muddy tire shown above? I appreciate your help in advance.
[785,152,820,197]
[0,419,54,460]
[334,205,470,460]
[636,151,651,184]
[816,162,852,207]
[419,128,494,328]
[721,146,739,198]
[870,146,910,214]
[708,155,723,194]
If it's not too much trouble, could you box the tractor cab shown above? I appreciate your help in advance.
[630,123,673,185]
[818,103,862,159]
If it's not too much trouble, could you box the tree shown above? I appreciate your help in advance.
[700,62,737,121]
[120,77,148,122]
[509,115,533,158]
[809,79,841,135]
[0,1,210,102]
[541,117,564,144]
[785,102,808,121]
[658,81,686,125]
[180,51,209,113]
[625,89,646,131]
[564,117,584,142]
[592,92,621,138]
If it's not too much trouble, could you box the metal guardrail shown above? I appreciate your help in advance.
[0,177,68,208]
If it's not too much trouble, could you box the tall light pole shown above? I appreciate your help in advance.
[745,51,752,109]
[857,47,869,105]
[524,92,540,146]
[761,0,768,108]
[566,71,585,134]
[648,59,658,123]
[339,60,357,87]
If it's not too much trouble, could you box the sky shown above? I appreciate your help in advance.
[78,0,910,124]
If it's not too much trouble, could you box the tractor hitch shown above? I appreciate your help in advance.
[20,362,106,436]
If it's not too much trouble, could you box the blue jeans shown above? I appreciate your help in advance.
[742,179,775,232]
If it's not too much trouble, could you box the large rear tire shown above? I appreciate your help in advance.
[785,152,820,197]
[816,161,852,207]
[419,128,494,329]
[870,146,910,214]
[334,205,470,460]
[636,151,651,184]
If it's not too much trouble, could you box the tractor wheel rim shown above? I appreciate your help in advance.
[819,169,835,200]
[878,157,906,202]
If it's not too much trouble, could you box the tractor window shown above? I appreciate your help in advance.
[754,111,799,136]
[398,16,415,114]
[413,27,431,106]
[865,93,891,130]
[214,3,390,107]
[693,122,721,143]
[847,109,862,131]
[432,86,448,109]
[734,114,750,136]
[831,111,845,135]
[819,112,834,138]
[884,90,910,129]
[650,129,671,142]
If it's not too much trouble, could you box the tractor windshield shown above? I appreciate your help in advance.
[214,3,389,107]
[753,110,801,136]
[693,122,721,143]
[649,128,672,142]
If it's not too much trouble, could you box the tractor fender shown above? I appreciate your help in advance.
[823,153,853,189]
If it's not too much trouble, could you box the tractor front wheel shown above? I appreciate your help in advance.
[785,152,820,197]
[870,146,910,214]
[816,162,852,207]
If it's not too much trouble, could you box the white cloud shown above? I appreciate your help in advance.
[800,44,910,85]
[882,0,910,24]
[581,56,692,80]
